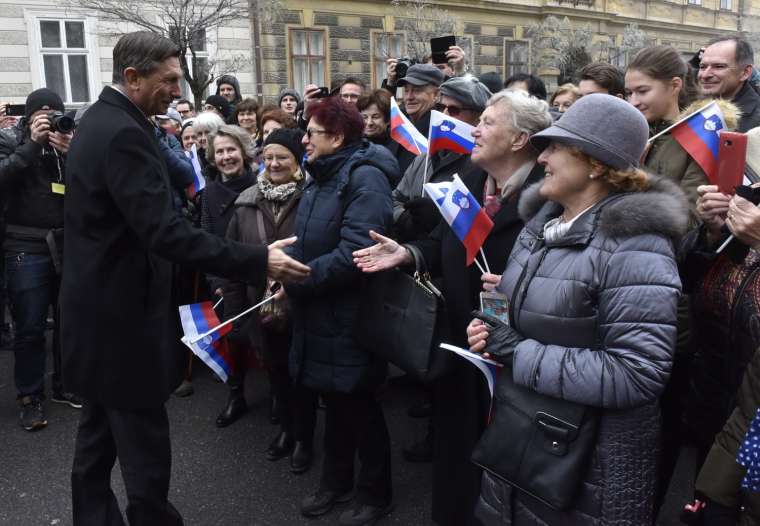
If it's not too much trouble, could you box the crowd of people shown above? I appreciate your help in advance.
[3,28,760,525]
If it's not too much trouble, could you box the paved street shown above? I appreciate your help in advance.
[0,338,693,526]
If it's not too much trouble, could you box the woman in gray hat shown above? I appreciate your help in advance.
[466,93,688,525]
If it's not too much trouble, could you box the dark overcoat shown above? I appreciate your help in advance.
[412,164,544,526]
[61,87,268,409]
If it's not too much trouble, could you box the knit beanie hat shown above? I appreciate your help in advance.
[530,93,649,170]
[204,95,231,120]
[25,88,64,119]
[263,128,305,162]
[278,88,301,106]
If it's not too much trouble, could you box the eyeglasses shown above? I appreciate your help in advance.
[435,103,473,117]
[305,128,331,140]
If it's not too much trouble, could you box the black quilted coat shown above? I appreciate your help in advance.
[475,175,689,525]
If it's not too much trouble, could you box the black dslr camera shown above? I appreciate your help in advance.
[47,111,75,133]
[395,57,417,80]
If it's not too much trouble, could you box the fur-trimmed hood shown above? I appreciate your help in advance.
[517,174,690,244]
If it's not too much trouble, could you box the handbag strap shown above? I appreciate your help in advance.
[402,243,427,275]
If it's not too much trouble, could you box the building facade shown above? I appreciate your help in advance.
[1,0,759,106]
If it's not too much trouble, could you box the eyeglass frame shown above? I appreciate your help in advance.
[305,127,332,140]
[434,102,475,117]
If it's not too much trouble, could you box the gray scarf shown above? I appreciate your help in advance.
[257,171,300,202]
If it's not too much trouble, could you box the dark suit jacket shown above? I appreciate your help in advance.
[734,81,760,133]
[62,87,268,409]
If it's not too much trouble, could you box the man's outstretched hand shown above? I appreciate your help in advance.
[267,237,311,282]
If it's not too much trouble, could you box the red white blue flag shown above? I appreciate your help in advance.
[185,144,206,199]
[424,174,494,266]
[671,101,726,183]
[428,110,476,156]
[390,97,428,155]
[440,343,502,399]
[179,301,233,382]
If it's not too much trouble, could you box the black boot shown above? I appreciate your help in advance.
[216,390,247,428]
[266,431,294,461]
[290,441,313,474]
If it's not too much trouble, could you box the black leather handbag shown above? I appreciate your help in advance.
[356,244,451,383]
[471,371,600,510]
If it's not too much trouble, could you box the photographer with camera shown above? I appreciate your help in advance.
[0,88,80,431]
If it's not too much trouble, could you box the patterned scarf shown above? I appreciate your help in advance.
[257,170,300,202]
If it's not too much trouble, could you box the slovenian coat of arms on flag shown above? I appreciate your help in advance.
[423,174,494,266]
[185,143,206,199]
[390,97,429,155]
[670,101,726,183]
[178,301,233,382]
[428,110,476,156]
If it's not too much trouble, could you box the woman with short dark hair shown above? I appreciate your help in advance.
[287,96,398,525]
[356,89,398,157]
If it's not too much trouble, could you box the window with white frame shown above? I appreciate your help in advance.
[372,32,405,88]
[290,29,326,92]
[37,19,92,103]
[687,0,702,5]
[172,27,211,99]
[721,0,732,9]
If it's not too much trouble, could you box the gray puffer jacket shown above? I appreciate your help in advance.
[475,175,688,526]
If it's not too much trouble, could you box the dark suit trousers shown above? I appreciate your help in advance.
[71,402,183,526]
[320,391,392,507]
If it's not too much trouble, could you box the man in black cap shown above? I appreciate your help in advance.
[203,94,232,122]
[392,64,443,174]
[0,87,80,431]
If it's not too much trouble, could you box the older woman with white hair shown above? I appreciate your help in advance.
[193,111,226,177]
[353,89,553,526]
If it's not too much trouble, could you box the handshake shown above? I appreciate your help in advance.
[267,237,310,283]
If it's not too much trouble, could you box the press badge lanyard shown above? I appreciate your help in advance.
[50,148,65,195]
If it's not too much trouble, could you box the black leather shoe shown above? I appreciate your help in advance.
[338,502,394,525]
[290,441,313,474]
[266,431,294,461]
[269,395,280,425]
[215,395,247,428]
[300,488,353,517]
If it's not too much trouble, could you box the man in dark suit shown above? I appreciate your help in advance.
[62,31,310,525]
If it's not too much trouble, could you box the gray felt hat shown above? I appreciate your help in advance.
[530,93,649,170]
[439,76,492,112]
[397,64,444,87]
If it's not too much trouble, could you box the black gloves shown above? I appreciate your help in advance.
[404,197,441,234]
[472,310,525,367]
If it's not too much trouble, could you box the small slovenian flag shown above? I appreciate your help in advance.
[178,301,233,382]
[440,343,502,399]
[390,97,428,156]
[424,174,494,266]
[185,144,206,199]
[428,110,476,156]
[671,101,726,183]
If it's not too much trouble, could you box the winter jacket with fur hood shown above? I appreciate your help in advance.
[475,175,689,526]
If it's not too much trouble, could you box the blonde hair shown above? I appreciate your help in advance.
[569,147,650,193]
[206,124,255,166]
[549,83,580,106]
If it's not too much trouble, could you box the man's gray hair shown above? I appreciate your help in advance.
[193,111,225,134]
[206,124,255,166]
[487,89,553,136]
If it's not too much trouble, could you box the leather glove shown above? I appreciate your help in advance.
[471,310,524,367]
[404,197,440,234]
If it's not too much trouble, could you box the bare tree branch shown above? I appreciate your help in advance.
[390,0,459,62]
